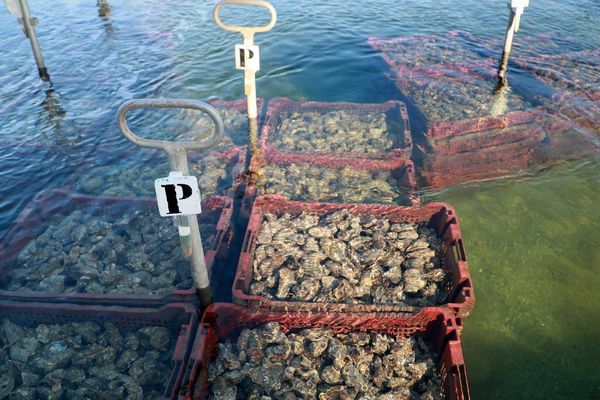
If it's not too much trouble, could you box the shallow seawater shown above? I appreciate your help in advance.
[429,157,600,399]
[0,0,599,397]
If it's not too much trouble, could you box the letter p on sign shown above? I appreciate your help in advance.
[154,172,202,217]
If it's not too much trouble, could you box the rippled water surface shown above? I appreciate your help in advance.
[1,0,599,398]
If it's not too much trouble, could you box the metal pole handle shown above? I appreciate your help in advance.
[213,0,277,41]
[117,98,225,151]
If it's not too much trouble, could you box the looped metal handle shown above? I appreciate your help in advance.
[214,0,276,38]
[117,98,224,151]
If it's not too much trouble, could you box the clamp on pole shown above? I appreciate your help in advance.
[214,0,277,120]
[117,98,225,307]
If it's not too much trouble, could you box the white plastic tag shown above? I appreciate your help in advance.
[154,172,202,217]
[235,44,260,71]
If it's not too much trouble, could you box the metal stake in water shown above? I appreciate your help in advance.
[497,0,529,86]
[213,0,277,122]
[4,0,50,81]
[117,99,225,307]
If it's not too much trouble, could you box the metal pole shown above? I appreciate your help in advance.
[17,0,49,81]
[497,6,516,86]
[167,147,212,307]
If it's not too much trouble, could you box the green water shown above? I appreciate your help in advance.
[431,158,600,399]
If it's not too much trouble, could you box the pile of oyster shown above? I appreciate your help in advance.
[401,79,530,122]
[180,105,252,147]
[76,151,233,198]
[271,110,395,153]
[249,210,449,306]
[370,34,492,70]
[209,322,442,399]
[6,208,217,295]
[260,164,410,205]
[0,319,172,399]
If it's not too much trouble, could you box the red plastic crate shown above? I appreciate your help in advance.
[0,301,198,400]
[0,189,233,307]
[368,30,494,72]
[69,145,247,199]
[251,146,419,205]
[419,110,600,190]
[233,194,474,318]
[260,97,413,160]
[512,48,600,94]
[182,303,470,400]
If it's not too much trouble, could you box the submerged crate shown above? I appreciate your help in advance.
[71,145,246,198]
[512,48,600,94]
[233,194,474,318]
[368,30,494,72]
[260,97,413,159]
[0,189,233,307]
[182,303,470,400]
[0,301,198,400]
[419,108,600,190]
[247,148,419,207]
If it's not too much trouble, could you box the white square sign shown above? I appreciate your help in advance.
[154,172,201,217]
[235,43,260,71]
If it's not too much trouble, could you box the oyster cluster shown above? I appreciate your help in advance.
[249,210,449,306]
[76,152,233,197]
[260,164,410,205]
[6,208,217,295]
[271,110,395,153]
[0,319,172,399]
[401,79,529,122]
[209,322,442,400]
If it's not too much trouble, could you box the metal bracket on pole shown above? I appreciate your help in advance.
[117,99,225,307]
[214,0,277,120]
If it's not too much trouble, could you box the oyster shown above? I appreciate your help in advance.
[250,211,449,306]
[208,323,442,399]
[271,108,397,153]
[0,319,173,399]
[6,207,218,295]
[260,164,411,205]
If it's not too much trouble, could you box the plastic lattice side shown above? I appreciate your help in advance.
[232,194,474,318]
[246,148,419,207]
[70,146,247,199]
[0,189,233,307]
[0,301,198,400]
[419,108,600,190]
[260,97,413,159]
[181,303,470,400]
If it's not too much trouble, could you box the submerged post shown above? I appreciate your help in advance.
[213,0,277,122]
[497,0,529,86]
[117,99,225,307]
[4,0,50,81]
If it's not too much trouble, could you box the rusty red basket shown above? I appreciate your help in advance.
[260,97,413,160]
[418,109,600,190]
[246,147,419,207]
[0,300,198,400]
[69,145,246,199]
[232,194,474,318]
[181,303,470,400]
[0,189,233,307]
[368,30,494,72]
